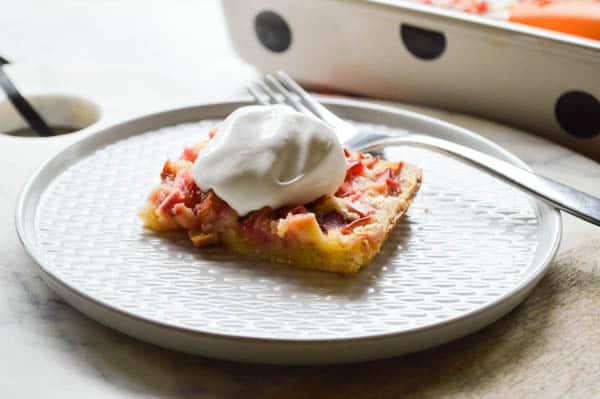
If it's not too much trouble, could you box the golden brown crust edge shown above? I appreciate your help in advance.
[333,163,422,274]
[247,163,423,274]
[381,164,423,252]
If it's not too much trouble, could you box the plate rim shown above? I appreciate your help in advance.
[15,97,562,347]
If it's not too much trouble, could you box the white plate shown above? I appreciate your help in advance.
[16,99,561,365]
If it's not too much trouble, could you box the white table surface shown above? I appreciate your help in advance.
[1,1,599,397]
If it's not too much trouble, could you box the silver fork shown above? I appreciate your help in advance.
[248,71,600,227]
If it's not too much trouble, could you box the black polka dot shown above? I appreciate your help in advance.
[400,24,446,60]
[555,91,600,139]
[254,11,291,53]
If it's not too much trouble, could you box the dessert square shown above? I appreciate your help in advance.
[140,134,421,274]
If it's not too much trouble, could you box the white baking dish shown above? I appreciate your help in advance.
[222,0,600,159]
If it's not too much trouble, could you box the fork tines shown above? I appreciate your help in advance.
[247,71,306,112]
[247,71,345,130]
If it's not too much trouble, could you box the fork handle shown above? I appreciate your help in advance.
[362,135,600,227]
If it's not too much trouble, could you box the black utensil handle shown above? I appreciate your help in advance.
[0,56,55,137]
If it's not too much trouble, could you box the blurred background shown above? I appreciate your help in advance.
[1,0,598,157]
[0,0,253,88]
[0,0,256,129]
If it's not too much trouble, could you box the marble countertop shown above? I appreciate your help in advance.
[1,1,599,397]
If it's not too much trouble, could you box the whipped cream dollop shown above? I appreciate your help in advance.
[192,105,346,216]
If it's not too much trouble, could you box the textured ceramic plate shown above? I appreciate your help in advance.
[16,99,561,364]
